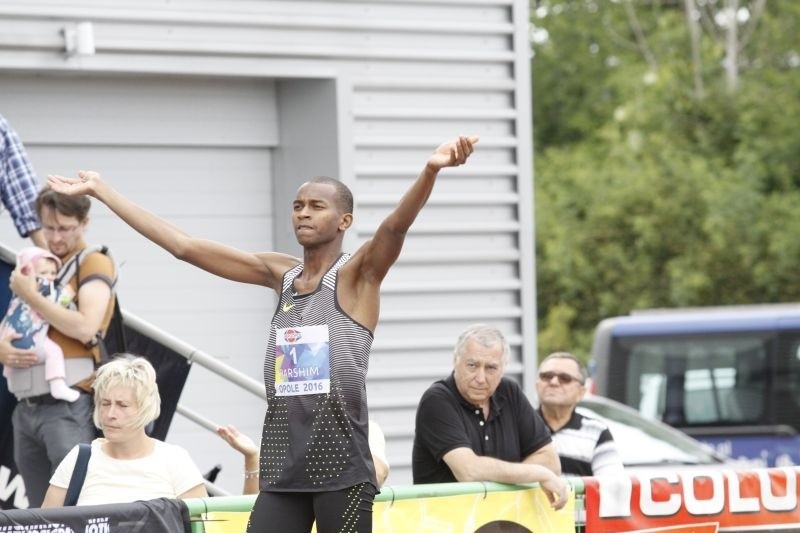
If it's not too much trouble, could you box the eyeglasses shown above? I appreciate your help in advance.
[539,371,584,385]
[42,224,81,236]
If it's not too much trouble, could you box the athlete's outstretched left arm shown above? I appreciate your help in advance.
[353,135,478,284]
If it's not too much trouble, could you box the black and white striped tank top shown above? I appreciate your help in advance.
[260,253,376,491]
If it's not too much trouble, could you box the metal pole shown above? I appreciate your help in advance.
[122,311,266,400]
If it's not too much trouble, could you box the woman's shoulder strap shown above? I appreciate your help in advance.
[64,442,92,507]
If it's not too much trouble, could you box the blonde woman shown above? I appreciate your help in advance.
[42,356,207,506]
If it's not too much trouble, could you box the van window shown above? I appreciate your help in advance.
[614,333,769,427]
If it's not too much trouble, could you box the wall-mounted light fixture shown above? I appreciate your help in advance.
[62,21,95,56]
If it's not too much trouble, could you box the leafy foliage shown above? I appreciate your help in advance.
[531,0,800,361]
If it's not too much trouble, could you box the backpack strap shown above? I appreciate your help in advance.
[56,245,123,362]
[56,244,118,293]
[86,293,127,364]
[64,442,92,506]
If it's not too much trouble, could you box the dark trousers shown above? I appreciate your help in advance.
[12,393,94,507]
[247,483,375,533]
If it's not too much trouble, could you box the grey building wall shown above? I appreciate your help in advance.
[0,0,537,491]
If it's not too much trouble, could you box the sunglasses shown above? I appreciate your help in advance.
[538,371,584,385]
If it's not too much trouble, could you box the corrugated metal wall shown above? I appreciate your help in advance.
[0,0,537,489]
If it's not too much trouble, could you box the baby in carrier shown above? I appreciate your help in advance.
[1,246,78,402]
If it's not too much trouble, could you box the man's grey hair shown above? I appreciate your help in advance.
[453,324,510,364]
[541,351,589,382]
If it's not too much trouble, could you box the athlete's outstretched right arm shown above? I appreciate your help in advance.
[47,172,298,290]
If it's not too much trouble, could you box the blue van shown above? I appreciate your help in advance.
[590,304,800,467]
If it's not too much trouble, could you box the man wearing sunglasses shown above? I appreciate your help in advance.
[536,352,624,477]
[412,324,568,510]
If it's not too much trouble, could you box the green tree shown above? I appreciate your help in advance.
[531,0,800,361]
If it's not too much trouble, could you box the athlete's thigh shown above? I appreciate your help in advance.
[313,483,376,533]
[247,491,315,533]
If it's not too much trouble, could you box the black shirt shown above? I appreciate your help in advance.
[412,373,553,484]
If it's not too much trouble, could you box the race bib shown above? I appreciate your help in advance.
[275,325,330,396]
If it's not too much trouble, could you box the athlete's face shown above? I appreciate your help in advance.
[292,182,351,247]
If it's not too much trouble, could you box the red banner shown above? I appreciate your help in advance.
[584,467,800,532]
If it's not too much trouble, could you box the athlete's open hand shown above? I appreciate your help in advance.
[47,170,103,197]
[427,135,479,172]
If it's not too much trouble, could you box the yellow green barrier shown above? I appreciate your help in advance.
[184,479,586,533]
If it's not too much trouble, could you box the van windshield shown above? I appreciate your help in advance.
[612,334,770,427]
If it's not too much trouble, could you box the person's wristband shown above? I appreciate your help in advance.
[244,469,259,479]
